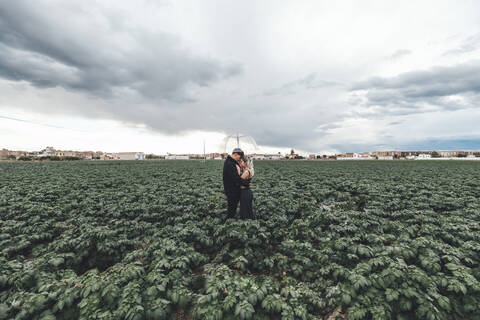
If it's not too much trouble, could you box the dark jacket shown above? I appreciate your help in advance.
[223,155,249,195]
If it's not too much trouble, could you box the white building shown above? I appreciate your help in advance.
[165,155,189,160]
[339,153,374,160]
[251,153,284,160]
[417,153,432,159]
[115,152,145,160]
[265,154,284,160]
[377,155,394,160]
[251,154,265,160]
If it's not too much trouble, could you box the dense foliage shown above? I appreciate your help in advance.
[0,160,479,320]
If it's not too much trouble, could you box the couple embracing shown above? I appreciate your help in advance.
[222,148,255,220]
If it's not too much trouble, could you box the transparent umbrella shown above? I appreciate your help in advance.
[223,133,258,155]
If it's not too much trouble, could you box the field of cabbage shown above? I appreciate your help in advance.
[0,160,479,320]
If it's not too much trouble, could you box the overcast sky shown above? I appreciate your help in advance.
[1,0,480,154]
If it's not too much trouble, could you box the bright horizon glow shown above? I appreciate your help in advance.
[0,108,314,155]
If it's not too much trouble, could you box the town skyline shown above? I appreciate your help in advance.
[2,145,480,161]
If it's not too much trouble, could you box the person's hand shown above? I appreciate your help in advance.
[241,170,250,179]
[240,159,247,168]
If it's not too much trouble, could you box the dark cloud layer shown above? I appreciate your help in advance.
[0,1,339,152]
[350,60,480,117]
[0,2,241,102]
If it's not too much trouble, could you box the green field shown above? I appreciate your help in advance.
[1,160,479,320]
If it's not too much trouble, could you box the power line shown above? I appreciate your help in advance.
[0,115,85,132]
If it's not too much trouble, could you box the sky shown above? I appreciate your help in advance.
[1,0,480,155]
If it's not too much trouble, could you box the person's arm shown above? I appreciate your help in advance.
[230,162,249,187]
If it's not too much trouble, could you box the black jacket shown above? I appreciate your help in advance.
[223,155,250,195]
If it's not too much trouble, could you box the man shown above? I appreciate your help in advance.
[223,148,250,219]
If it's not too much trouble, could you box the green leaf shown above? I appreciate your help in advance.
[436,295,450,311]
[234,301,254,320]
[342,293,351,305]
[386,288,399,302]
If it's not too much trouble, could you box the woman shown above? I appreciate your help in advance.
[236,155,255,220]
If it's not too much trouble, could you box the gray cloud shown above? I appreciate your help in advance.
[443,32,480,56]
[388,121,403,126]
[263,73,342,96]
[0,0,342,152]
[313,123,342,135]
[349,60,480,117]
[387,49,412,60]
[0,1,241,103]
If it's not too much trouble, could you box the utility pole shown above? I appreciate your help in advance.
[203,140,206,162]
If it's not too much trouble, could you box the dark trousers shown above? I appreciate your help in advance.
[240,187,254,220]
[226,191,240,218]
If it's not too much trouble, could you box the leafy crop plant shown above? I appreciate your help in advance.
[0,160,479,319]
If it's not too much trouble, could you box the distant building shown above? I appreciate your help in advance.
[38,146,55,157]
[337,153,351,159]
[417,153,432,159]
[5,150,26,158]
[115,152,145,160]
[62,151,78,157]
[377,155,394,160]
[251,153,284,160]
[437,150,459,157]
[358,152,373,159]
[267,154,284,160]
[251,154,265,160]
[103,153,115,160]
[338,152,372,160]
[0,148,8,160]
[79,151,94,159]
[400,151,419,158]
[372,151,402,158]
[206,153,221,160]
[165,155,189,160]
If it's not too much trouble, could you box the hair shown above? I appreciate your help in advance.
[241,155,254,177]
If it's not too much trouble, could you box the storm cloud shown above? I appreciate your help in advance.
[349,61,480,117]
[0,1,241,102]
